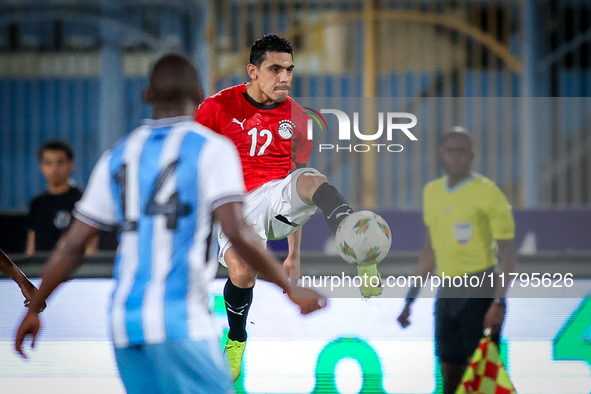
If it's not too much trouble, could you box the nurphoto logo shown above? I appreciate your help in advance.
[304,107,418,153]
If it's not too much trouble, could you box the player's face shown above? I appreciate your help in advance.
[252,52,294,104]
[40,150,73,187]
[440,136,474,177]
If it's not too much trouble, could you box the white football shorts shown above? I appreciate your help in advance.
[217,168,320,267]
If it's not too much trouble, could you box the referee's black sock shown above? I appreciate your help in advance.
[312,183,353,232]
[224,279,253,342]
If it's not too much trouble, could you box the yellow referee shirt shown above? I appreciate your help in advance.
[423,173,515,277]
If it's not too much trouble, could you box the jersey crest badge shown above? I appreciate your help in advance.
[278,120,295,139]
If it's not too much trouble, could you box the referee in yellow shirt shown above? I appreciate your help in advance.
[397,129,518,394]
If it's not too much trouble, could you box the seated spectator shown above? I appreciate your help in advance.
[26,140,97,255]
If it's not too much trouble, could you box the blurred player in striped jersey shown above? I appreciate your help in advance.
[15,53,325,394]
[197,33,383,382]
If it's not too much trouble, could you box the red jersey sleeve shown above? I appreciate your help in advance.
[291,106,313,166]
[195,97,221,133]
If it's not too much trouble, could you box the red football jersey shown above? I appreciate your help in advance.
[196,84,312,192]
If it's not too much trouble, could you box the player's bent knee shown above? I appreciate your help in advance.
[229,268,257,288]
[225,248,257,288]
[299,168,328,186]
[296,170,328,204]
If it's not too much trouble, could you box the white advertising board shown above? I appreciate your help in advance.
[1,279,590,394]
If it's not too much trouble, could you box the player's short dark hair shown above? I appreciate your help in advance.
[38,140,74,161]
[441,127,473,150]
[148,53,204,106]
[249,34,293,68]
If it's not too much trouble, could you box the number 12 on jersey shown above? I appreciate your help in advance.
[247,127,273,156]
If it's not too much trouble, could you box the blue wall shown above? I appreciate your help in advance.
[0,76,150,211]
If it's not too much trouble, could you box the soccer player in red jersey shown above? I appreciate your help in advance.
[196,34,382,381]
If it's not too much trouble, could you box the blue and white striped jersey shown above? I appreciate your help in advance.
[74,116,245,348]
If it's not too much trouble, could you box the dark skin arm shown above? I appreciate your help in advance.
[483,238,517,337]
[0,249,42,309]
[16,203,325,358]
[397,229,435,328]
[15,219,97,358]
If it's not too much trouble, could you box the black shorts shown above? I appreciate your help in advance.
[435,297,493,365]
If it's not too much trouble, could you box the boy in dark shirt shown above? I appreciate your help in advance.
[26,140,97,255]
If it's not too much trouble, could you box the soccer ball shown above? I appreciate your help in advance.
[335,210,392,266]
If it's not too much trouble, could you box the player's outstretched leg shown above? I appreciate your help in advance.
[223,248,257,382]
[298,173,383,298]
[310,182,353,232]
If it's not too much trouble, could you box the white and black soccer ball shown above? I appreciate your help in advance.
[335,210,392,266]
